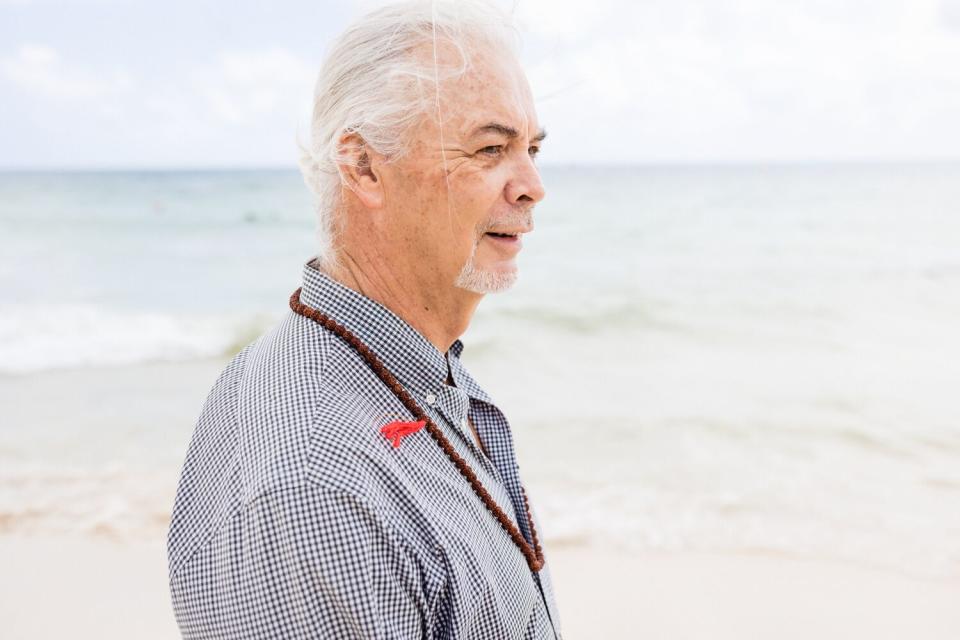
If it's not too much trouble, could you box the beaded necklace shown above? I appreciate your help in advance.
[289,287,545,573]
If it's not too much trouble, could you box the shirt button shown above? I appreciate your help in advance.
[425,393,437,405]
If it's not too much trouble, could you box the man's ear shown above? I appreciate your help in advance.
[336,132,385,209]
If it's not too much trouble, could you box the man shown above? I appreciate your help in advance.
[167,1,561,638]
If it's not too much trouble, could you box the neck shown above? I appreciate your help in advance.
[320,248,483,355]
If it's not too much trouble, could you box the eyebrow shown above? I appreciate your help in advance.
[470,123,547,143]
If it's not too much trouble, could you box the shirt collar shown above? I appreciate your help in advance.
[296,257,491,406]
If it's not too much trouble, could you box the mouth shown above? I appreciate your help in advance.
[483,230,523,252]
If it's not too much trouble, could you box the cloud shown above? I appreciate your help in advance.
[1,0,957,166]
[517,0,960,162]
[191,49,316,127]
[0,44,131,104]
[1,42,318,166]
[941,0,960,29]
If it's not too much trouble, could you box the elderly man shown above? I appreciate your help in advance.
[167,1,560,638]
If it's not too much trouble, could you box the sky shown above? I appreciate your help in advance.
[1,0,959,168]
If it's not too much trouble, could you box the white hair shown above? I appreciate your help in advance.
[297,0,522,274]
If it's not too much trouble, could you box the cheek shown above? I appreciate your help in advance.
[388,168,445,229]
[392,175,473,263]
[446,169,502,228]
[390,162,504,264]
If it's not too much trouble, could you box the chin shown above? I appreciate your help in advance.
[454,263,518,294]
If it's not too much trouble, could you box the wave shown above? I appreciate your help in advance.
[476,298,685,335]
[0,463,175,538]
[4,459,956,580]
[0,297,679,374]
[0,303,279,374]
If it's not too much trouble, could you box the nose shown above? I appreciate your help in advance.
[504,152,546,206]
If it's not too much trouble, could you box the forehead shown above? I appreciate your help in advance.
[416,38,539,138]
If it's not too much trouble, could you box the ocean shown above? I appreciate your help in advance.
[1,163,958,579]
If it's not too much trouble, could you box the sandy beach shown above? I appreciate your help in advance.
[1,533,958,639]
[3,354,960,638]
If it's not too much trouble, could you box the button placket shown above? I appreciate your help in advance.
[440,387,478,444]
[420,379,523,535]
[430,387,500,481]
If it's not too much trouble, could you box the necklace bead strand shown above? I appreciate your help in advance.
[289,287,545,573]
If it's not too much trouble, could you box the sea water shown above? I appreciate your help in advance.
[1,164,958,579]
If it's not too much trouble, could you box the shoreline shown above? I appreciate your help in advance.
[3,358,959,637]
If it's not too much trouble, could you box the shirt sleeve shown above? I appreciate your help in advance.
[169,482,442,639]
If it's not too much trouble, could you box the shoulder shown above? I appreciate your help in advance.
[228,311,410,499]
[169,310,425,576]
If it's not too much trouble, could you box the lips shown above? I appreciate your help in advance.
[482,232,523,252]
[482,219,533,247]
[484,226,529,237]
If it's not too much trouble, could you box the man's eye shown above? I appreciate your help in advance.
[478,145,503,156]
[529,146,541,158]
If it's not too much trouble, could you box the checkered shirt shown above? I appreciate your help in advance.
[167,258,563,639]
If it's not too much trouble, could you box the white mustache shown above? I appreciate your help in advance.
[482,208,535,234]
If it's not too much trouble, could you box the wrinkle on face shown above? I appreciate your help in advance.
[359,34,542,295]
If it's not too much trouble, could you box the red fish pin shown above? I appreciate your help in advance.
[380,419,427,448]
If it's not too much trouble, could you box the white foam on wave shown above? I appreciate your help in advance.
[0,303,278,374]
[0,462,177,537]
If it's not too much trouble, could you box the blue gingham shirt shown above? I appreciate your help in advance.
[167,258,563,639]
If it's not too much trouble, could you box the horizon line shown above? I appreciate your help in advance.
[1,156,959,173]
